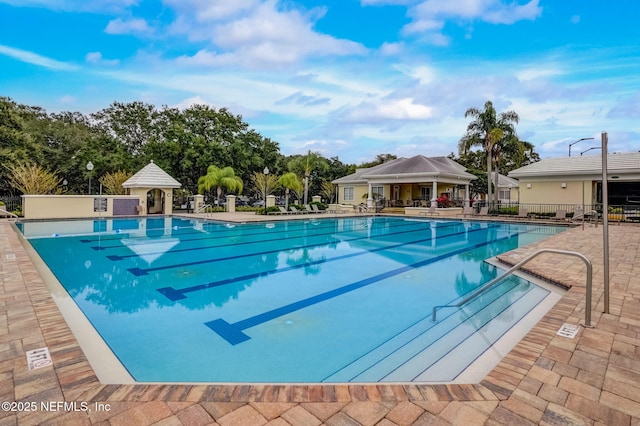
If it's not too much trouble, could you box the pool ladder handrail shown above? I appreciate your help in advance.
[431,248,594,327]
[0,209,19,220]
[195,204,212,214]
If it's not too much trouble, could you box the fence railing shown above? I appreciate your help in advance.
[470,201,640,223]
[0,197,21,213]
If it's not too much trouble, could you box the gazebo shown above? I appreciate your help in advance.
[122,161,181,215]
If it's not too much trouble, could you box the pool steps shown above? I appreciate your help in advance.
[323,280,549,382]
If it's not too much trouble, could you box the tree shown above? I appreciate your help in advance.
[5,161,62,194]
[197,166,244,206]
[99,170,132,195]
[358,153,397,168]
[251,171,278,213]
[278,172,303,209]
[287,150,329,204]
[459,101,519,203]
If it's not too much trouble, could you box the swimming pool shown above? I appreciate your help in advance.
[19,216,566,383]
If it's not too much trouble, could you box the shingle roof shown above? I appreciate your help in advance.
[509,152,640,178]
[122,161,181,188]
[332,155,475,184]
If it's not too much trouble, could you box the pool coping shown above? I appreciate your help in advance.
[14,216,567,388]
[2,215,639,424]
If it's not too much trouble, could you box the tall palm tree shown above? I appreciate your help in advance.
[278,172,303,209]
[459,101,519,204]
[287,150,329,204]
[197,165,243,206]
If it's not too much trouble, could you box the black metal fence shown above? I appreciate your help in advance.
[474,200,640,223]
[0,196,21,213]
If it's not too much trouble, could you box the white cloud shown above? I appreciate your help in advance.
[0,44,78,71]
[86,52,120,66]
[402,0,542,40]
[166,0,366,68]
[105,18,153,35]
[347,98,434,121]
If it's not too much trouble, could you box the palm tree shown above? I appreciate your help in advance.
[251,171,278,211]
[459,101,519,204]
[287,150,329,204]
[197,165,243,206]
[278,172,303,209]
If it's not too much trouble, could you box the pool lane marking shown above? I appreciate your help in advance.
[132,221,490,276]
[204,232,522,345]
[107,218,439,259]
[92,216,438,252]
[156,224,504,300]
[134,220,500,277]
[83,215,405,245]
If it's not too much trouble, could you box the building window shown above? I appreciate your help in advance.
[498,190,511,201]
[344,186,354,201]
[420,187,431,200]
[371,185,384,199]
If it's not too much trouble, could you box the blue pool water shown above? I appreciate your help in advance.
[20,216,566,382]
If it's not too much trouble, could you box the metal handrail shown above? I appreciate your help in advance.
[195,204,212,214]
[0,209,19,219]
[431,249,594,327]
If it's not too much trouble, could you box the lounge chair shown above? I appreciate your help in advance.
[419,205,437,216]
[311,204,326,214]
[462,206,474,217]
[304,205,314,213]
[278,206,292,215]
[477,206,489,216]
[289,206,305,214]
[552,210,567,221]
[518,208,529,218]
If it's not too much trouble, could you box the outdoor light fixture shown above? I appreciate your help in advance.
[263,166,269,214]
[526,183,532,189]
[561,182,567,188]
[86,161,94,195]
[568,137,595,157]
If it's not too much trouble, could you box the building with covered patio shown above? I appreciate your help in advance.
[332,155,476,214]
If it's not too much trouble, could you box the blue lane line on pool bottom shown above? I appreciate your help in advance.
[131,220,476,276]
[204,232,519,345]
[157,223,503,300]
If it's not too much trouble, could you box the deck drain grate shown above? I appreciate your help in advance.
[556,323,580,338]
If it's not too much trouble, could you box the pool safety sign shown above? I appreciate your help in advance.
[556,323,580,339]
[26,347,52,370]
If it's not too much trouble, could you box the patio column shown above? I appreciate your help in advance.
[367,182,373,208]
[431,180,438,208]
[465,184,471,207]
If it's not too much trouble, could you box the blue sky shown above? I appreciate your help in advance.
[1,0,639,164]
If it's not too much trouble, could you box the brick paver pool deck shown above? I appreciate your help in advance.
[2,214,640,425]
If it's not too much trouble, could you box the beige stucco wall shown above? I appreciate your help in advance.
[517,179,595,205]
[337,183,469,205]
[22,195,143,220]
[127,187,175,215]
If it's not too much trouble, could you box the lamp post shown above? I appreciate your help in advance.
[580,147,601,156]
[568,137,594,157]
[263,166,269,215]
[86,161,94,195]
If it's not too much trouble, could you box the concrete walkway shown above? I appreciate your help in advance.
[1,215,640,425]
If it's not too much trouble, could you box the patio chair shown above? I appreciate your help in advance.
[419,205,437,216]
[278,206,292,215]
[462,206,474,217]
[289,206,305,214]
[552,210,567,221]
[304,204,314,213]
[311,204,326,214]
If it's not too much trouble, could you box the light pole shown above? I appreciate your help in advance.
[86,161,94,195]
[263,166,269,215]
[580,147,601,156]
[568,137,594,157]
